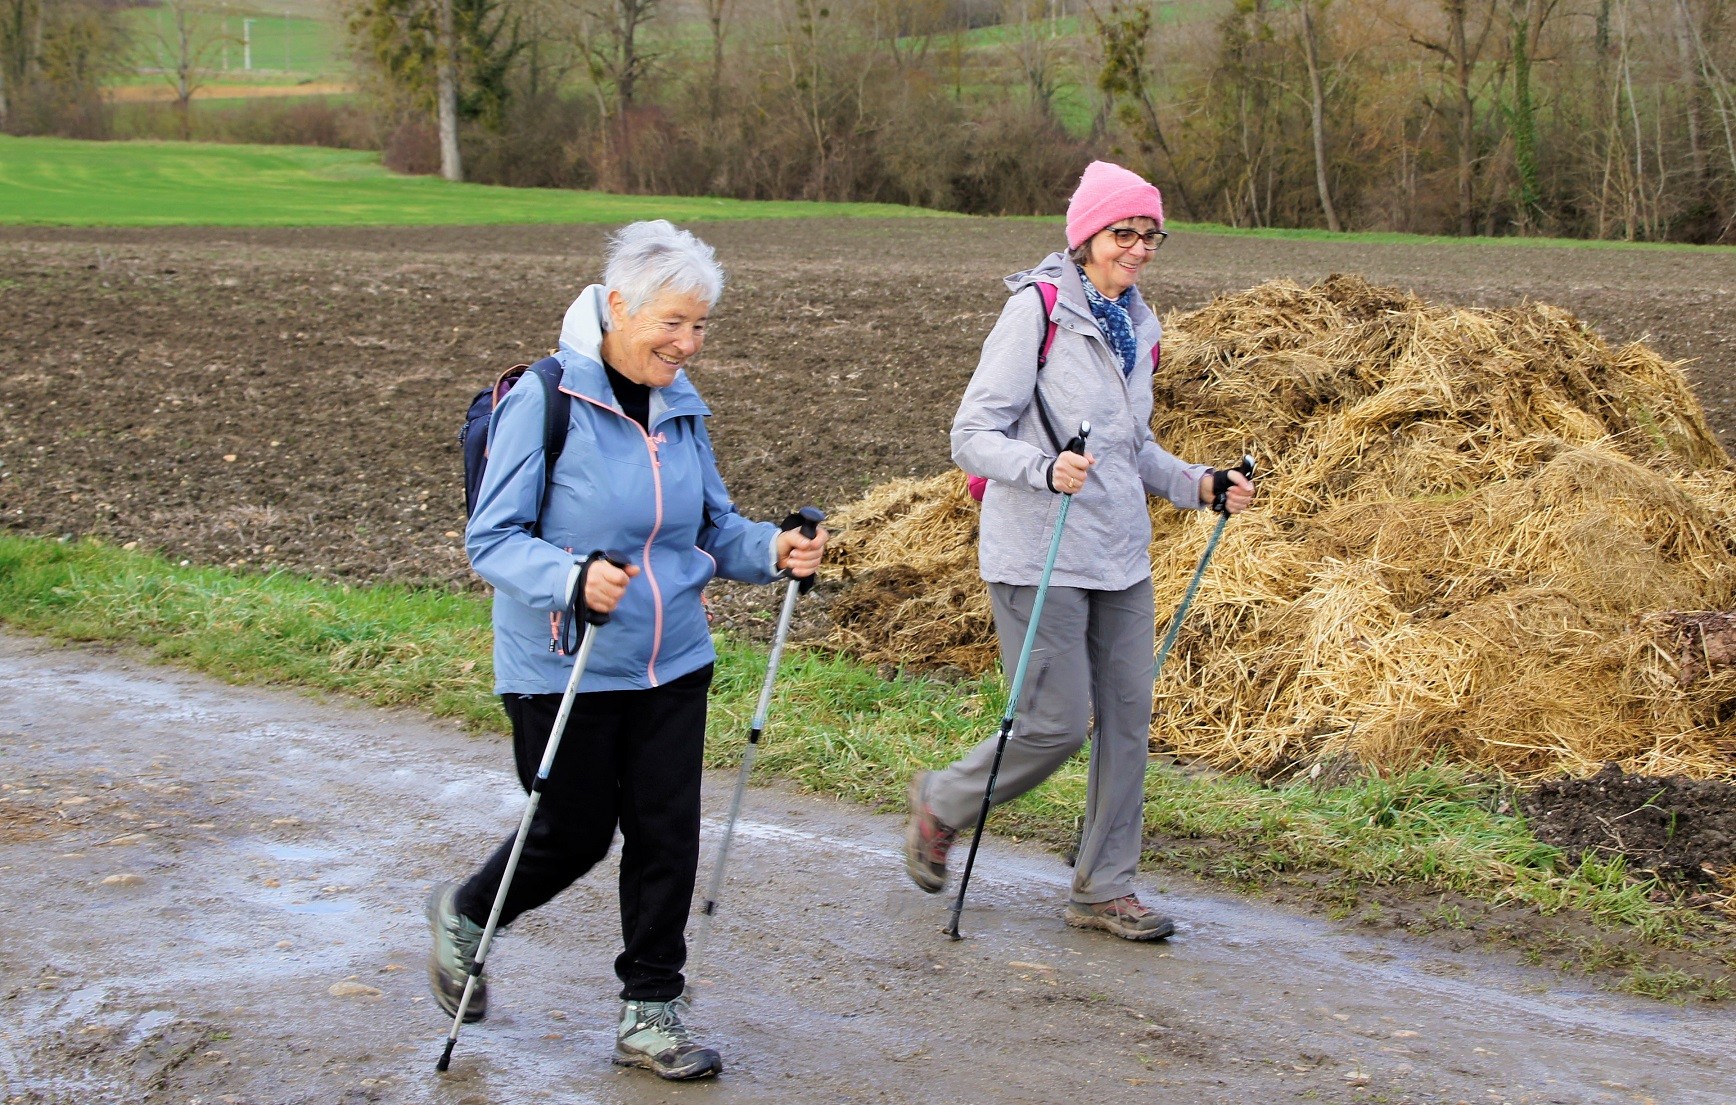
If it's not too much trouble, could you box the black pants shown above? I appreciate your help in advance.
[455,663,712,1002]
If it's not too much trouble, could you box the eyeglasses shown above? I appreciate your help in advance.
[1105,226,1168,251]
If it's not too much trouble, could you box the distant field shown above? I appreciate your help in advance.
[120,7,345,80]
[0,137,952,227]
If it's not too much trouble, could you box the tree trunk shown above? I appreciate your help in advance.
[708,0,725,120]
[1300,4,1341,231]
[436,0,463,182]
[1509,0,1541,230]
[1449,0,1475,235]
[26,0,40,84]
[1675,0,1707,184]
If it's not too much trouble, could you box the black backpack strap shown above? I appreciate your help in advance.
[1027,284,1064,455]
[525,356,570,471]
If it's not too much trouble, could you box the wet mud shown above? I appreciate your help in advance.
[3,634,1736,1105]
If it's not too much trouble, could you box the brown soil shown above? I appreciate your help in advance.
[3,223,1735,948]
[1524,765,1736,907]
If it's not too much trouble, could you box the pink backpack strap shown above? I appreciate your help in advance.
[1034,280,1162,371]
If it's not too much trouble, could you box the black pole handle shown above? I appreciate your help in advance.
[1063,420,1091,458]
[779,506,826,594]
[576,550,633,626]
[1210,453,1256,514]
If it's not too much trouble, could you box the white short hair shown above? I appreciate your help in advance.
[603,220,725,319]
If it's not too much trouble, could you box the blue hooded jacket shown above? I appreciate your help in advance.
[465,285,781,694]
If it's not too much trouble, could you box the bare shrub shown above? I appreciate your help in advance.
[953,102,1089,215]
[463,91,599,190]
[382,116,440,175]
[213,98,378,149]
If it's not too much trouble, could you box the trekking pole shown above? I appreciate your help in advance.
[1064,453,1255,867]
[685,506,825,1002]
[437,550,628,1073]
[946,423,1090,941]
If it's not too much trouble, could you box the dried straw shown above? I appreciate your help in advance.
[826,274,1736,781]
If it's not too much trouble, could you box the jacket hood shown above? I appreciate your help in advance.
[1003,251,1158,333]
[558,283,610,361]
[554,282,707,418]
[1004,251,1078,300]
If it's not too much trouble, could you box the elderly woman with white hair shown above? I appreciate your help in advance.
[426,220,827,1080]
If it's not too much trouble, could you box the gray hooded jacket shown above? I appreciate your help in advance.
[951,252,1210,590]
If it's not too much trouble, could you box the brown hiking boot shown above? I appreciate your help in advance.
[1064,895,1175,941]
[904,772,957,894]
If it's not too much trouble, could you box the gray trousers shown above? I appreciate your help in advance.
[926,577,1156,904]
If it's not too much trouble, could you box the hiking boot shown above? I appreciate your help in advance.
[425,881,487,1022]
[904,771,957,894]
[614,998,723,1080]
[1064,895,1176,941]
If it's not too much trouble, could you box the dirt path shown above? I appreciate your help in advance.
[2,633,1732,1105]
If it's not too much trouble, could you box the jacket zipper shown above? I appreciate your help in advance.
[568,389,668,686]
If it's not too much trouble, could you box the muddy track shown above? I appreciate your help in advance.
[3,633,1735,1105]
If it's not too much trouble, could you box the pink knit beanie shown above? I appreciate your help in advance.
[1065,161,1164,249]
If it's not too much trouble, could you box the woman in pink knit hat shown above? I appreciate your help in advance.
[904,160,1255,941]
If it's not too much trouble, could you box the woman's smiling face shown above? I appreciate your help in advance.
[1079,215,1162,299]
[605,287,712,387]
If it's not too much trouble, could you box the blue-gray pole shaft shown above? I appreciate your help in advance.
[945,487,1076,939]
[1154,512,1229,679]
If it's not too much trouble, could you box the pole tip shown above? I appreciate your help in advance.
[437,1038,456,1072]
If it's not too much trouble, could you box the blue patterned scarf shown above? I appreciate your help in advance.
[1077,266,1139,378]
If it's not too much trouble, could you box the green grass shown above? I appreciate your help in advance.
[0,137,952,227]
[121,8,344,78]
[0,533,1727,997]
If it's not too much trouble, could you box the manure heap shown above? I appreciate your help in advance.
[827,274,1736,782]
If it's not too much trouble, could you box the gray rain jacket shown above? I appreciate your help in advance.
[951,252,1210,591]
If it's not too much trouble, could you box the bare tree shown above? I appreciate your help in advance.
[580,0,659,188]
[151,1,226,140]
[1409,0,1498,236]
[1095,0,1199,218]
[1004,0,1066,116]
[0,0,42,125]
[1298,0,1341,230]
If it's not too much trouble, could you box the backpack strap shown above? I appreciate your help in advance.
[1028,283,1064,455]
[523,356,570,469]
[485,355,569,536]
[1035,281,1060,369]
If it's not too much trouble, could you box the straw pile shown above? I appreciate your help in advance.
[826,274,1736,781]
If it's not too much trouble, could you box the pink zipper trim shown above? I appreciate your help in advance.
[569,388,665,686]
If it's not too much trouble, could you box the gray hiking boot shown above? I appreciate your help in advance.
[904,771,957,894]
[614,997,723,1080]
[425,881,487,1022]
[1064,895,1176,942]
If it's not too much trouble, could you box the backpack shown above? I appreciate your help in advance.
[965,282,1161,502]
[460,355,570,521]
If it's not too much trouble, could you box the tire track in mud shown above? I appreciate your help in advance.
[1,632,1734,1105]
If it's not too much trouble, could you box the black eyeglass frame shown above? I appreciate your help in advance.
[1104,226,1168,251]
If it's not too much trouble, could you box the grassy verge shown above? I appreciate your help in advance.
[1,534,1729,997]
[0,137,952,227]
